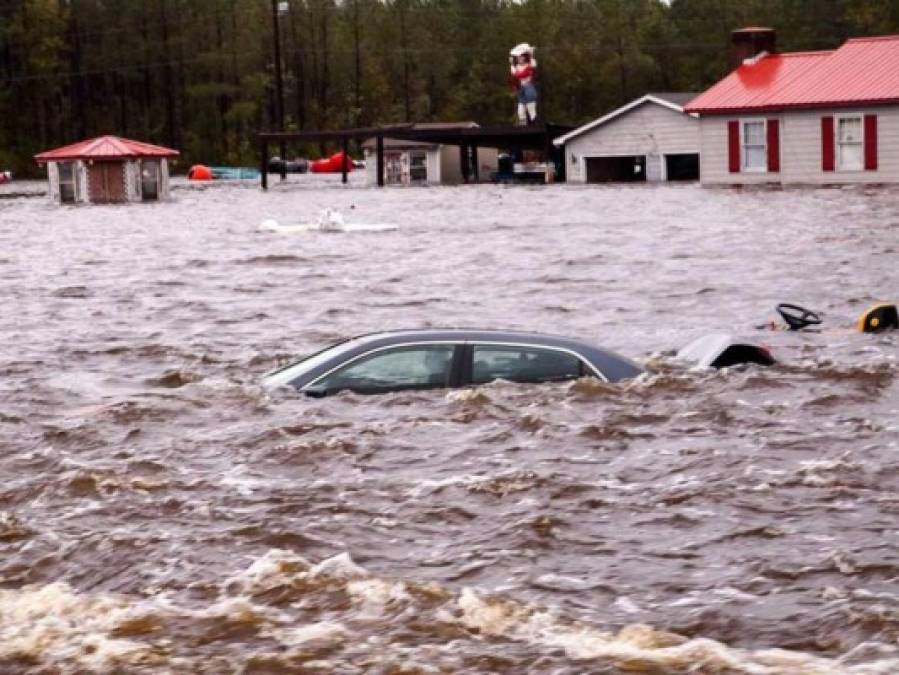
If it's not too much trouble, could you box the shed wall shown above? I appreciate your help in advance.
[160,159,171,199]
[565,102,700,183]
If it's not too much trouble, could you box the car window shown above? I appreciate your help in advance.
[317,345,455,393]
[472,345,584,384]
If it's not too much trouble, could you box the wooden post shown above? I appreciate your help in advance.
[341,136,349,184]
[472,145,480,183]
[376,135,384,187]
[459,145,469,183]
[280,141,287,181]
[261,138,269,190]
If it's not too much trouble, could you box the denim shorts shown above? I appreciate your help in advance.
[517,82,537,104]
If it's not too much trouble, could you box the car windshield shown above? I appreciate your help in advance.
[263,337,363,388]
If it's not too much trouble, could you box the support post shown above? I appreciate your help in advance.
[341,136,349,184]
[271,1,286,182]
[376,135,384,187]
[261,139,269,190]
[460,145,470,184]
[472,145,479,183]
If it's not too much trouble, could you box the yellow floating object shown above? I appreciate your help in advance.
[857,303,899,333]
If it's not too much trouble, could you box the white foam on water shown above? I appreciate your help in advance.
[274,621,348,647]
[442,587,899,674]
[309,551,369,580]
[347,578,411,611]
[5,551,898,673]
[0,582,160,671]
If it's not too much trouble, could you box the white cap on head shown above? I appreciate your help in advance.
[510,43,534,57]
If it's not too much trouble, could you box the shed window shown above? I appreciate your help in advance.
[141,160,160,201]
[409,151,427,183]
[837,116,863,170]
[58,162,77,203]
[741,121,766,171]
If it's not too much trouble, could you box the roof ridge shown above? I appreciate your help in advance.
[845,34,899,43]
[777,49,834,57]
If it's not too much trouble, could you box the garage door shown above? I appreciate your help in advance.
[665,153,700,181]
[585,156,646,183]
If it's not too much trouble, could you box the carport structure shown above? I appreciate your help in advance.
[257,123,571,188]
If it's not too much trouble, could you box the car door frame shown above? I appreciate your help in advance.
[303,341,466,396]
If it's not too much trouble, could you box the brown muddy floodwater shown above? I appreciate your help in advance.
[0,177,897,674]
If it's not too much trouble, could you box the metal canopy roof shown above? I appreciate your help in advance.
[258,122,573,150]
[686,34,899,114]
[34,135,179,162]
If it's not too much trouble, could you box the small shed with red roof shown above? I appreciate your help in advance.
[34,136,179,204]
[685,29,899,186]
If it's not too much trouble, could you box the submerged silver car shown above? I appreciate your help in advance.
[263,329,773,397]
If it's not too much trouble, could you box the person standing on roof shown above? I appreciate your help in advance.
[510,43,538,126]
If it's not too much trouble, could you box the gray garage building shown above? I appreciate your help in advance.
[554,93,700,183]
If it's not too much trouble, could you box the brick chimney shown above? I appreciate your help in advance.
[731,27,777,69]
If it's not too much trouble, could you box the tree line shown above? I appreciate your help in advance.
[1,0,897,176]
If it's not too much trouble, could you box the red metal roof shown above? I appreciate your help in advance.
[34,135,179,162]
[686,35,899,114]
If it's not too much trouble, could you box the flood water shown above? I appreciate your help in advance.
[1,178,897,673]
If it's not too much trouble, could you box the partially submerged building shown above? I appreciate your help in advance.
[554,93,700,183]
[34,135,179,204]
[686,29,899,186]
[361,122,498,186]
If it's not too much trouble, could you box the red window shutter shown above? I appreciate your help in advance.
[766,119,780,172]
[727,120,740,173]
[864,114,878,170]
[821,116,835,172]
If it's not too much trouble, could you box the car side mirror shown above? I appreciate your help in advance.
[303,385,328,398]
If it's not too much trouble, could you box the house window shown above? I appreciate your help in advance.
[837,116,863,170]
[741,120,767,171]
[58,161,77,203]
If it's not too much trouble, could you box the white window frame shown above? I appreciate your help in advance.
[740,118,768,173]
[835,113,864,172]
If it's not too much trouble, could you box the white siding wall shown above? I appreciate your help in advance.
[160,158,171,199]
[426,149,441,184]
[363,148,378,185]
[76,161,89,203]
[439,145,463,184]
[47,162,60,202]
[565,102,700,183]
[125,161,141,201]
[699,106,899,185]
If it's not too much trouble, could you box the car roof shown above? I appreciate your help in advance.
[346,328,605,349]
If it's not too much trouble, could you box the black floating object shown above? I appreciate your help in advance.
[858,303,899,333]
[776,303,822,331]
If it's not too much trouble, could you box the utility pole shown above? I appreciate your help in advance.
[271,0,286,131]
[271,0,287,179]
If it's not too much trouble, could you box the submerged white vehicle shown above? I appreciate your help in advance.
[263,329,774,397]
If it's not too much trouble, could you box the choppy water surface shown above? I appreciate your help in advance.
[1,179,898,673]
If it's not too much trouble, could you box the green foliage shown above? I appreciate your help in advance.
[1,0,898,175]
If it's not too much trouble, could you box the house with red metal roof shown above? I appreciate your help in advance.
[685,29,899,186]
[34,136,179,204]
